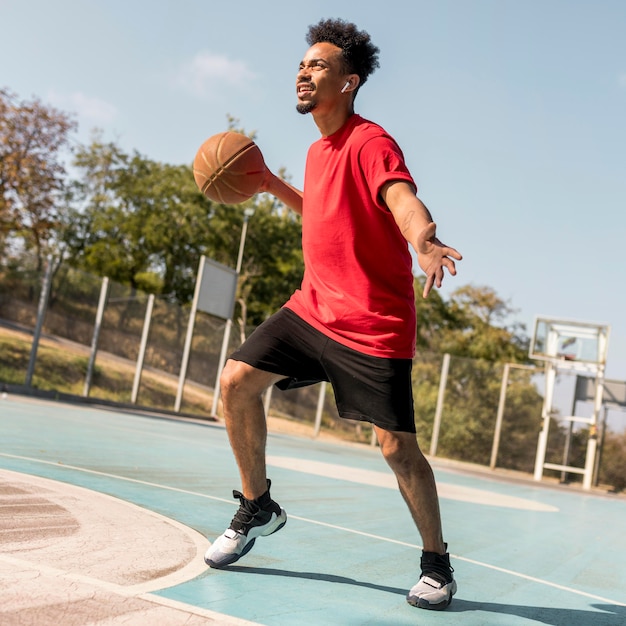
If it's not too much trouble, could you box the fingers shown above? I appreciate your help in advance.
[421,256,458,298]
[422,274,435,298]
[443,257,458,276]
[437,243,462,261]
[417,231,462,298]
[435,265,444,289]
[447,247,463,261]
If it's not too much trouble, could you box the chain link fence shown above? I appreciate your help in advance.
[1,257,624,491]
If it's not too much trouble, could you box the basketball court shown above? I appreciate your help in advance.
[1,393,625,625]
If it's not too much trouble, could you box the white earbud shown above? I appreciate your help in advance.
[341,81,351,93]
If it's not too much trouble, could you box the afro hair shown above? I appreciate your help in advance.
[306,18,380,87]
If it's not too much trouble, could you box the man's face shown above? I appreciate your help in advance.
[296,42,346,115]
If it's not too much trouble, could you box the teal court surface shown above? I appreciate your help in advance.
[1,394,625,625]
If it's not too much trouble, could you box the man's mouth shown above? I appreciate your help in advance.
[297,82,314,96]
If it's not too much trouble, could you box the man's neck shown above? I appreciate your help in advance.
[312,108,354,137]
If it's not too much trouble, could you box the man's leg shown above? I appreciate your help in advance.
[374,427,445,553]
[220,359,283,500]
[205,359,287,568]
[374,427,456,610]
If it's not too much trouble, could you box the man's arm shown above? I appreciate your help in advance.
[382,180,462,298]
[260,169,303,215]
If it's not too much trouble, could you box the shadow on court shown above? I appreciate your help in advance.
[220,565,626,625]
[222,564,407,596]
[448,600,625,626]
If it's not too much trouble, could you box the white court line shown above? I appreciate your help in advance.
[2,452,625,609]
[267,455,559,512]
[0,552,260,626]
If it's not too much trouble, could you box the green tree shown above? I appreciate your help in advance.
[66,137,214,301]
[218,116,304,332]
[412,283,544,468]
[65,135,304,335]
[237,192,303,326]
[443,284,529,361]
[414,276,463,353]
[598,429,626,493]
[0,88,76,268]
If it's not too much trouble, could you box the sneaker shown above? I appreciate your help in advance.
[406,545,456,610]
[205,480,286,568]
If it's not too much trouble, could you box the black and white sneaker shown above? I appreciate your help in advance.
[205,480,286,568]
[406,545,456,610]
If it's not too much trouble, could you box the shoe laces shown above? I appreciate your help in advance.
[230,490,260,531]
[421,551,454,585]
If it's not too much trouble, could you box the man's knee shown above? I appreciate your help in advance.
[220,359,242,389]
[221,360,254,398]
[220,359,277,400]
[377,429,428,476]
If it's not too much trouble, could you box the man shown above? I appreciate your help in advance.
[205,18,462,611]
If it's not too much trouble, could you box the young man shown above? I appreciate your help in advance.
[205,18,462,611]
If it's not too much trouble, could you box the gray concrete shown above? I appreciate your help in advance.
[0,469,257,625]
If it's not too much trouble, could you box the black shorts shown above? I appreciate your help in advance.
[228,307,416,433]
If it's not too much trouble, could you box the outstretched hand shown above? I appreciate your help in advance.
[416,222,463,298]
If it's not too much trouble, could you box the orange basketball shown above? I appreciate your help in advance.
[193,131,266,204]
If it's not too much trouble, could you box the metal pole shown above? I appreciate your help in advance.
[534,361,555,481]
[313,381,327,438]
[25,255,54,387]
[430,353,450,457]
[176,257,205,412]
[561,421,574,483]
[560,377,580,483]
[211,210,253,417]
[211,318,232,417]
[83,276,110,397]
[583,366,605,490]
[593,405,609,487]
[490,362,510,470]
[263,385,273,417]
[131,293,155,404]
[235,215,251,275]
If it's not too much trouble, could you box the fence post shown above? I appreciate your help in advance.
[25,256,54,387]
[176,258,205,413]
[264,385,273,418]
[490,362,511,470]
[313,381,327,438]
[83,276,109,397]
[430,353,450,457]
[131,293,155,404]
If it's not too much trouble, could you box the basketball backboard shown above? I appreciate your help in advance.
[529,316,610,366]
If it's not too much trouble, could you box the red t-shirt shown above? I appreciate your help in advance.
[285,115,417,359]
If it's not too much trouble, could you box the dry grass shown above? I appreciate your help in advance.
[0,325,349,443]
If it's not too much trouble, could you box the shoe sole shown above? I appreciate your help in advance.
[408,595,453,610]
[406,580,456,611]
[205,514,287,569]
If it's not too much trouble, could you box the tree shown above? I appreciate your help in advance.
[414,276,464,352]
[598,429,626,493]
[218,116,304,332]
[0,88,76,268]
[65,136,304,332]
[66,137,215,301]
[412,283,544,468]
[443,284,529,361]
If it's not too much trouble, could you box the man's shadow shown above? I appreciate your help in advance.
[222,565,625,625]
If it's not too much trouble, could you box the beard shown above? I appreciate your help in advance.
[296,101,316,115]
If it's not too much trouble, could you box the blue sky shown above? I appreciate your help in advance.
[2,0,626,382]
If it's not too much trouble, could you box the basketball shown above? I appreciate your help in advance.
[193,131,266,204]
